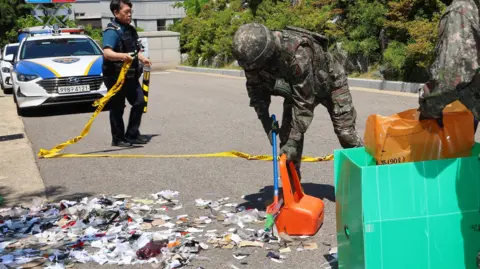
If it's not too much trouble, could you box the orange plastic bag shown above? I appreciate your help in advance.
[364,101,475,165]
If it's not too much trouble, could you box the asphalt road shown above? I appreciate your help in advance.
[19,71,480,269]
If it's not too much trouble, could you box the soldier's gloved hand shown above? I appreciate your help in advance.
[280,139,298,161]
[418,108,444,128]
[267,120,280,145]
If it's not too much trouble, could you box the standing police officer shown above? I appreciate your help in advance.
[102,0,152,147]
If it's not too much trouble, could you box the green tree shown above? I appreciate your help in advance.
[170,0,460,82]
[339,0,387,72]
[81,23,103,44]
[0,0,35,47]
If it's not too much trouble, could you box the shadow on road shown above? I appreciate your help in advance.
[78,134,161,154]
[20,103,111,118]
[238,183,335,211]
[0,133,24,142]
[0,185,95,207]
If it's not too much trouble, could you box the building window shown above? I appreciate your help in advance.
[75,12,85,17]
[157,19,166,31]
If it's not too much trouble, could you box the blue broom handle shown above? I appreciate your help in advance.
[271,115,278,197]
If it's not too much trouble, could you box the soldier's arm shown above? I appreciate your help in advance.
[245,70,274,134]
[287,45,316,141]
[419,8,480,119]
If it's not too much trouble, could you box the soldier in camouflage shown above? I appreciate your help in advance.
[231,23,363,178]
[418,0,480,133]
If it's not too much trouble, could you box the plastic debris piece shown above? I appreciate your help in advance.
[136,240,167,260]
[270,257,284,263]
[152,219,166,226]
[195,199,211,207]
[140,223,153,230]
[233,253,249,260]
[239,241,264,248]
[230,234,242,244]
[267,251,285,263]
[303,242,318,250]
[199,243,209,250]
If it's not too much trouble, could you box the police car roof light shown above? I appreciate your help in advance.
[19,27,85,37]
[60,28,85,34]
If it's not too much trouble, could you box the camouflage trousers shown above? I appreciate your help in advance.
[276,83,363,179]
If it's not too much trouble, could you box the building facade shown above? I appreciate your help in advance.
[72,0,186,31]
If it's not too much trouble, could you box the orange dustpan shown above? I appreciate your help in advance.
[274,154,325,236]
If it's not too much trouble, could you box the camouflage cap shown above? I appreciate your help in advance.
[232,23,277,71]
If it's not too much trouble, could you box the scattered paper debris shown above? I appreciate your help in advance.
[0,191,321,268]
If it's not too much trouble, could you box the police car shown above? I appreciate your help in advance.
[9,25,108,115]
[0,43,19,93]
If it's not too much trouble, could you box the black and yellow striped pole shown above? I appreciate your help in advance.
[142,66,151,113]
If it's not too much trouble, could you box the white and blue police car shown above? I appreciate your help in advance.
[0,43,19,94]
[8,25,108,115]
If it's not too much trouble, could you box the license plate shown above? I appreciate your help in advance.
[57,85,90,94]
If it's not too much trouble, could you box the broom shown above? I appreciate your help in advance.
[265,114,282,230]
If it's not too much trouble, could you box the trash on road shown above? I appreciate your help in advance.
[0,190,322,268]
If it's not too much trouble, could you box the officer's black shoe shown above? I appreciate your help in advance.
[112,140,133,147]
[125,136,149,144]
[138,134,151,142]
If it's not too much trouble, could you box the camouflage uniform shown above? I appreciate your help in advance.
[419,0,480,122]
[232,23,363,177]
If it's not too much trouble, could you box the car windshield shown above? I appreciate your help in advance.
[5,45,18,57]
[20,38,102,59]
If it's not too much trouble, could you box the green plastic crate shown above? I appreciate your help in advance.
[333,143,480,269]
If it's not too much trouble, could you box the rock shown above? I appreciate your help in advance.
[202,57,211,67]
[372,70,384,79]
[212,55,224,68]
[181,53,189,64]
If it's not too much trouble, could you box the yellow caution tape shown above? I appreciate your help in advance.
[37,60,334,162]
[37,151,334,162]
[38,60,132,159]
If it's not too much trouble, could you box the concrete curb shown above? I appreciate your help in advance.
[176,66,425,94]
[0,92,46,207]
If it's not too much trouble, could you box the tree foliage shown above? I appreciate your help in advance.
[0,0,36,47]
[0,1,105,48]
[171,0,454,82]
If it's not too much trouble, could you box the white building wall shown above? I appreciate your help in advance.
[136,20,157,31]
[72,0,185,30]
[71,1,102,19]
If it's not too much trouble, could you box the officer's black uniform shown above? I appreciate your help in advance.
[102,19,147,146]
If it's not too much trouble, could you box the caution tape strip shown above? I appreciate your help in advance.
[37,151,334,162]
[37,60,334,162]
[38,60,132,159]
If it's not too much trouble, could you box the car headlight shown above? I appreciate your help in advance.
[17,73,38,82]
[1,67,10,73]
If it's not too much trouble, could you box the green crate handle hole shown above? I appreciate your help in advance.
[344,225,350,239]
